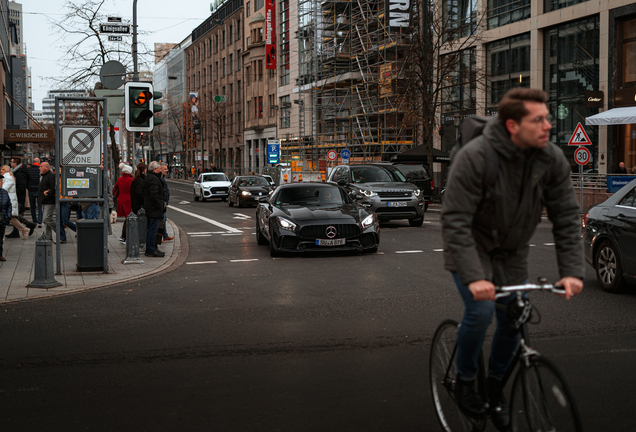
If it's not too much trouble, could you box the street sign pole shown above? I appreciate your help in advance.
[132,0,139,82]
[579,163,583,213]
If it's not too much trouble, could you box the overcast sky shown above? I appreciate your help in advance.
[24,0,214,110]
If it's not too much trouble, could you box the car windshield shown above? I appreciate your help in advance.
[238,177,269,187]
[351,166,406,183]
[393,164,429,181]
[201,174,228,182]
[275,186,346,206]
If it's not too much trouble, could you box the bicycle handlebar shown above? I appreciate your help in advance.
[494,283,566,299]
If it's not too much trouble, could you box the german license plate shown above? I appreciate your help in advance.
[214,191,224,194]
[387,201,407,207]
[316,238,346,246]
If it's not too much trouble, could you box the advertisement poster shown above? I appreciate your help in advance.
[265,0,276,69]
[189,92,200,134]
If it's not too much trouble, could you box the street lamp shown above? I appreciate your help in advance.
[453,113,462,145]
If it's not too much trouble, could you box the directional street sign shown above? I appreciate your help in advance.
[568,122,592,146]
[99,23,130,34]
[61,126,102,166]
[575,146,591,165]
[327,150,337,161]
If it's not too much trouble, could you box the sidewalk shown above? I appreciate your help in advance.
[1,218,181,304]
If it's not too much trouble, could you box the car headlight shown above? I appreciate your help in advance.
[241,190,251,196]
[358,189,377,197]
[413,189,421,196]
[277,217,297,231]
[361,214,375,228]
[202,185,210,189]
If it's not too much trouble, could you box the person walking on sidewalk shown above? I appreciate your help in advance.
[38,162,58,242]
[0,176,11,261]
[27,157,42,227]
[123,163,147,244]
[142,161,165,257]
[159,162,174,241]
[1,165,33,239]
[5,157,29,240]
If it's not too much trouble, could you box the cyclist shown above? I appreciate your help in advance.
[441,88,584,431]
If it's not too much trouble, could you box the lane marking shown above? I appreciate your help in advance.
[222,233,243,236]
[168,205,242,233]
[530,244,536,247]
[230,259,259,262]
[179,200,190,204]
[396,250,423,254]
[543,243,555,246]
[233,213,252,220]
[186,261,218,265]
[433,249,443,252]
[191,234,212,237]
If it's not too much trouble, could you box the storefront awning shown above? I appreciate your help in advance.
[585,107,636,126]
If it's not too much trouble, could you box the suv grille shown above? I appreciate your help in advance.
[210,187,228,193]
[377,191,412,198]
[299,224,361,239]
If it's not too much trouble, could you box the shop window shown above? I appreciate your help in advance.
[487,33,531,110]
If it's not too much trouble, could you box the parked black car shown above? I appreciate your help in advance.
[228,175,273,207]
[583,178,636,292]
[255,183,380,256]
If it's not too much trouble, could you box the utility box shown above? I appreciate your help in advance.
[77,219,105,271]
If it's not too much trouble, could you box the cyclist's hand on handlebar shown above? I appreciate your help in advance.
[468,279,496,301]
[556,277,583,300]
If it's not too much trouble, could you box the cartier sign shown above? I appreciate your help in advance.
[4,129,54,142]
[584,91,604,108]
[614,88,636,108]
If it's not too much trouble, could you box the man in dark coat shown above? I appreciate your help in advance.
[27,157,42,226]
[441,88,584,429]
[38,162,58,241]
[142,161,165,257]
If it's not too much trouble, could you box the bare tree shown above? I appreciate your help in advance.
[199,100,231,170]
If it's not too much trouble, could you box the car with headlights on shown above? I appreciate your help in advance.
[327,163,426,226]
[255,183,380,257]
[193,172,231,202]
[583,178,636,292]
[228,175,274,207]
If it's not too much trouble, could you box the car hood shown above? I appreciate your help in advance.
[279,204,365,223]
[201,181,231,187]
[359,182,415,190]
[241,186,271,195]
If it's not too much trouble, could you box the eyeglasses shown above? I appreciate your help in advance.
[523,114,554,124]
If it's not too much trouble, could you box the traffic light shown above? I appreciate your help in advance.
[125,82,155,132]
[153,90,163,127]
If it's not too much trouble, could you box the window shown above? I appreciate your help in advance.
[229,83,233,103]
[203,68,207,86]
[546,0,590,12]
[487,0,530,29]
[209,38,212,57]
[229,26,233,45]
[258,59,263,81]
[255,0,264,10]
[258,28,263,42]
[229,54,233,73]
[222,31,226,48]
[216,61,219,79]
[237,50,241,70]
[269,94,275,117]
[247,100,251,119]
[280,95,290,128]
[238,80,242,102]
[487,34,530,110]
[222,58,226,77]
[259,96,263,118]
[247,1,251,16]
[280,0,290,86]
[442,0,477,41]
[246,65,251,85]
[238,112,242,131]
[215,34,219,53]
[237,19,241,40]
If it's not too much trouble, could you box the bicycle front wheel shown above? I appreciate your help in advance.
[430,319,485,432]
[510,355,583,432]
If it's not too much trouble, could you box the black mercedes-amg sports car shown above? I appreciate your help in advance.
[255,183,380,256]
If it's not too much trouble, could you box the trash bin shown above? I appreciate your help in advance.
[77,219,105,271]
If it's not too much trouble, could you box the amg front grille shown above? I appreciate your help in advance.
[299,224,361,239]
[377,191,412,198]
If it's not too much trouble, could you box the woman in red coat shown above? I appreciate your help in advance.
[113,164,133,217]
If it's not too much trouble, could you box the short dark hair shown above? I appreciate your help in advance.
[498,88,548,124]
[12,156,21,164]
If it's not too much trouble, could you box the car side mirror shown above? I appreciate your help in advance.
[337,180,347,187]
[258,196,269,203]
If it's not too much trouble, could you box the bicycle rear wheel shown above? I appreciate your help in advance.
[510,355,582,432]
[430,320,486,432]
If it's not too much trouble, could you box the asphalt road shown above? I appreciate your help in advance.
[1,178,635,431]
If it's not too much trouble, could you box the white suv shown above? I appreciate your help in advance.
[193,172,231,202]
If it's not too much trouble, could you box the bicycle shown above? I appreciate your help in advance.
[429,278,583,432]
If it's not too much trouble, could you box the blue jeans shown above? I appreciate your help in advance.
[453,273,522,381]
[28,190,42,224]
[81,203,101,219]
[146,217,160,252]
[162,212,168,239]
[59,203,76,241]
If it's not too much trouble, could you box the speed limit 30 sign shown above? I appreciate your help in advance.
[575,146,591,166]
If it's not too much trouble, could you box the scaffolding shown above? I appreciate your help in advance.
[295,0,416,164]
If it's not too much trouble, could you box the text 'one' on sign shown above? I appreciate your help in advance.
[61,126,102,166]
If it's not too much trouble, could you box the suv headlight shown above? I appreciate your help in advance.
[358,189,377,197]
[413,189,421,197]
[361,214,375,228]
[277,217,297,231]
[241,190,252,196]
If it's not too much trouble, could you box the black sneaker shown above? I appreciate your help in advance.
[5,229,20,238]
[488,377,510,432]
[145,249,165,257]
[454,379,487,419]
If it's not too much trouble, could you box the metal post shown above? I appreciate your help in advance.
[54,98,61,274]
[579,163,584,213]
[132,0,139,82]
[103,98,109,273]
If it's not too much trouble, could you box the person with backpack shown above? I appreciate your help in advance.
[441,88,584,431]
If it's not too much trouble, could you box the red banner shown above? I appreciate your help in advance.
[265,0,276,69]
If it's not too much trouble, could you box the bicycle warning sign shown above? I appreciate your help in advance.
[61,126,102,165]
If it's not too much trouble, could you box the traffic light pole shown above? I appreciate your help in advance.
[132,0,139,82]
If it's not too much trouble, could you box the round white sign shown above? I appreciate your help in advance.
[575,146,591,166]
[327,150,337,161]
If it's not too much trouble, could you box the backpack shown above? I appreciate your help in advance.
[451,116,499,189]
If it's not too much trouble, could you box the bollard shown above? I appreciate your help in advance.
[27,234,62,288]
[137,207,147,251]
[123,212,144,264]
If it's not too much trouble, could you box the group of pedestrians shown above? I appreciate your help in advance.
[113,160,173,257]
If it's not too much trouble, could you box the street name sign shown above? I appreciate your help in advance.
[100,24,130,34]
[108,36,123,41]
[61,126,102,166]
[568,122,592,146]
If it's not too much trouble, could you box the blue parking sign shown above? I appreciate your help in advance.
[340,149,351,159]
[268,140,280,165]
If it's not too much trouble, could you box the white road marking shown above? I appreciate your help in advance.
[433,249,444,252]
[179,200,190,204]
[191,234,212,237]
[530,244,536,247]
[222,233,243,236]
[543,243,555,246]
[233,213,252,220]
[167,205,242,233]
[186,261,218,265]
[376,252,384,254]
[396,250,423,254]
[424,221,432,224]
[230,259,259,262]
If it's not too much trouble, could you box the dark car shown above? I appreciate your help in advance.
[327,163,426,226]
[583,178,636,292]
[390,162,434,210]
[255,183,380,257]
[228,175,273,207]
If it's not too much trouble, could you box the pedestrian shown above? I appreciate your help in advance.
[160,162,174,241]
[1,166,33,239]
[10,157,28,216]
[113,164,133,217]
[27,157,42,227]
[616,161,628,174]
[142,161,165,257]
[130,163,147,215]
[0,176,11,261]
[441,88,584,431]
[38,162,59,242]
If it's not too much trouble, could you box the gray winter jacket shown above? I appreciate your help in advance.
[442,116,584,286]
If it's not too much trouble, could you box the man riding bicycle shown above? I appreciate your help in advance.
[441,88,584,431]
